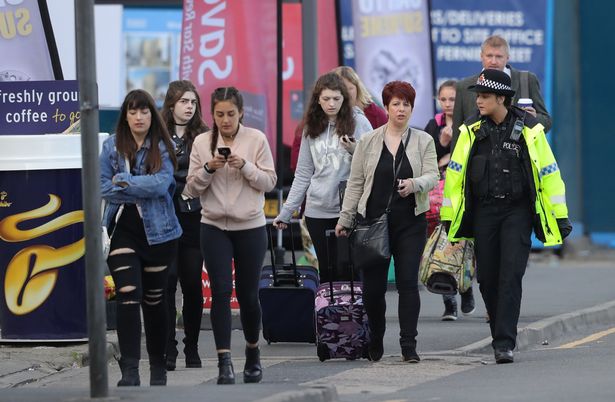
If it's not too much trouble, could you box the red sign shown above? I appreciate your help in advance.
[180,0,277,154]
[201,261,239,310]
[282,1,339,147]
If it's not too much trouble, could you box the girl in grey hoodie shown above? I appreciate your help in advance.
[273,72,372,283]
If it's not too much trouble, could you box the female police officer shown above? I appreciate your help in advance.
[440,69,572,364]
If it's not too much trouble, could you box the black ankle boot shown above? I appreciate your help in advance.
[149,356,167,386]
[184,345,202,368]
[117,357,140,387]
[243,346,263,383]
[368,336,384,362]
[217,352,235,385]
[166,343,178,371]
[401,346,420,363]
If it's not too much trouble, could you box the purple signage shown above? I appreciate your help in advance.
[0,80,79,135]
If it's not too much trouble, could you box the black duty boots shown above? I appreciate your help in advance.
[117,357,140,387]
[217,352,235,385]
[243,346,263,383]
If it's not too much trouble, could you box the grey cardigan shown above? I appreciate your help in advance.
[338,126,439,229]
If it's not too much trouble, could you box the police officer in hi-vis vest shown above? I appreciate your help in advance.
[440,69,572,364]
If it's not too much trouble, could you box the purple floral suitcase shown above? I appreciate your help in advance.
[315,231,369,361]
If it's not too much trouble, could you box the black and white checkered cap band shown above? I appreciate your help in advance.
[476,77,512,92]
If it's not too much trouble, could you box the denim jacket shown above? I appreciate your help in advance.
[100,134,182,245]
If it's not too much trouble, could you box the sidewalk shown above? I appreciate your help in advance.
[2,254,615,402]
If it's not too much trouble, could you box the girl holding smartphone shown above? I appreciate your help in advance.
[185,87,277,385]
[273,72,372,283]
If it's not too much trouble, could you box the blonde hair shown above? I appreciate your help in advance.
[332,66,373,109]
[481,35,510,56]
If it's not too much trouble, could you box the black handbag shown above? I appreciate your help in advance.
[177,196,202,213]
[350,128,411,267]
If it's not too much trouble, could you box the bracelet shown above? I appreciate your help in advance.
[204,162,216,174]
[239,159,247,170]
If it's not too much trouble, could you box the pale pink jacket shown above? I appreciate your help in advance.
[185,124,277,231]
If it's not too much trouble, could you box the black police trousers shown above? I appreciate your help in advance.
[473,198,532,351]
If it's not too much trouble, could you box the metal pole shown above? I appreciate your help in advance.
[74,0,108,397]
[275,0,286,264]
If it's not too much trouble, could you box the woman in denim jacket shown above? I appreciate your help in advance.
[100,89,182,387]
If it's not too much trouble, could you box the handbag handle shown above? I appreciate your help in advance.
[102,155,131,235]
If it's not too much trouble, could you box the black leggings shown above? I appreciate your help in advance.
[360,215,426,348]
[200,224,267,350]
[108,222,177,362]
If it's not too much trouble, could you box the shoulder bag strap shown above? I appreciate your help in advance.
[105,155,131,234]
[520,71,529,99]
[384,127,412,212]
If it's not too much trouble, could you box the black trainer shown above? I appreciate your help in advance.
[442,298,458,321]
[460,287,475,315]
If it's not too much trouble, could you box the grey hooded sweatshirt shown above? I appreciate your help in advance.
[276,109,373,222]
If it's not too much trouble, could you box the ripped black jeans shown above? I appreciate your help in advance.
[108,206,178,362]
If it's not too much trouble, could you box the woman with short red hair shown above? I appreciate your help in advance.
[335,81,438,363]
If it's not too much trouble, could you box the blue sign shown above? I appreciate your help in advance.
[430,0,550,99]
[0,80,79,135]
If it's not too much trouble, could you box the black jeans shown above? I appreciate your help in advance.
[166,240,203,355]
[359,214,426,349]
[473,198,532,350]
[200,224,267,350]
[109,226,177,362]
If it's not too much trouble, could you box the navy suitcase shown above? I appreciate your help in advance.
[259,226,319,344]
[315,230,369,361]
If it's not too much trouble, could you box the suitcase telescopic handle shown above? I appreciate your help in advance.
[268,224,300,287]
[325,230,356,303]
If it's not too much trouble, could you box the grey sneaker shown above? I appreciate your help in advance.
[461,287,475,315]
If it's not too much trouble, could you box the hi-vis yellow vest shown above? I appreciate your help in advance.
[440,119,568,247]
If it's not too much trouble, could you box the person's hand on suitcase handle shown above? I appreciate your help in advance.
[335,224,349,237]
[272,218,289,230]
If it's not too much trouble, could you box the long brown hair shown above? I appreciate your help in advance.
[209,86,244,156]
[115,89,177,173]
[161,80,208,148]
[304,72,355,139]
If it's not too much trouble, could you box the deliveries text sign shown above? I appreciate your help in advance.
[0,80,79,135]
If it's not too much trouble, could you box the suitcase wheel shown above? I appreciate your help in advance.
[317,343,330,362]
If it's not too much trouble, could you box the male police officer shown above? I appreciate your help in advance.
[440,69,572,363]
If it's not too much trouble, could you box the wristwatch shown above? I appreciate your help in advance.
[204,162,216,174]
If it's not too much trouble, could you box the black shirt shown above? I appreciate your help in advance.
[366,141,415,221]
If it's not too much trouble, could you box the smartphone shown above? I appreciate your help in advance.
[218,147,231,159]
